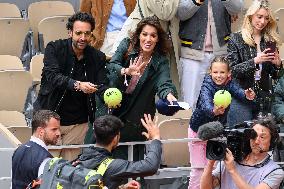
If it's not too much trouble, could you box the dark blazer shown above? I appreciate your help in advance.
[227,32,280,91]
[34,38,108,122]
[12,141,52,189]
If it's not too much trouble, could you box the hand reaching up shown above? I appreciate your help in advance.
[140,114,160,140]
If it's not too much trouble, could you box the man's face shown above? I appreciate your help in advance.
[69,21,92,51]
[42,118,61,145]
[250,124,271,153]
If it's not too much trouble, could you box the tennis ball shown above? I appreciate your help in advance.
[104,88,122,108]
[213,90,232,108]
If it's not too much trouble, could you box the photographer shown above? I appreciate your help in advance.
[200,116,284,189]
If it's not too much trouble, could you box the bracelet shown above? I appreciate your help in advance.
[74,81,81,91]
[121,68,129,86]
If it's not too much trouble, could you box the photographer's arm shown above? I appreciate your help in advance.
[224,150,271,189]
[200,160,219,189]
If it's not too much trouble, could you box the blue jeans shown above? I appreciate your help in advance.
[227,97,253,128]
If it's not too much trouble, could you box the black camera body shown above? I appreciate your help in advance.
[206,123,257,162]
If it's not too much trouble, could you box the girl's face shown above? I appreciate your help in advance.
[251,8,270,33]
[139,24,159,55]
[210,62,231,86]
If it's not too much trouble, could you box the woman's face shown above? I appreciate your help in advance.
[251,8,270,33]
[139,24,159,55]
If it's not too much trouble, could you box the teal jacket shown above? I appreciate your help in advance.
[107,38,178,124]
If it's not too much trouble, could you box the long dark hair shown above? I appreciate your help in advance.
[129,16,171,55]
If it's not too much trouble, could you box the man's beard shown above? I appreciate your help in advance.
[43,134,58,146]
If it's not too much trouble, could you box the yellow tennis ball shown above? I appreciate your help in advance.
[213,90,232,108]
[103,88,122,108]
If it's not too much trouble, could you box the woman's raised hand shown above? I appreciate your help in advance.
[124,56,148,76]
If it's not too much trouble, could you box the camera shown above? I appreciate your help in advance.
[206,122,257,162]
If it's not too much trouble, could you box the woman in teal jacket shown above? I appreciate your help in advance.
[107,16,178,160]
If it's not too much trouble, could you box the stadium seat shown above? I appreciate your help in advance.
[30,54,44,82]
[0,70,32,112]
[271,2,284,12]
[0,110,31,143]
[0,123,21,189]
[244,0,253,9]
[38,16,69,52]
[0,18,30,58]
[0,55,24,71]
[275,8,284,42]
[158,110,191,167]
[0,3,21,18]
[0,110,27,127]
[28,1,75,51]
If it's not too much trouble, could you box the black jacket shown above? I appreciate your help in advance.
[79,140,162,189]
[34,38,108,123]
[227,32,280,91]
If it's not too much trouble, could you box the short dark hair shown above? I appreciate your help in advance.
[32,110,60,133]
[66,12,95,31]
[129,15,171,55]
[252,115,280,150]
[93,115,124,146]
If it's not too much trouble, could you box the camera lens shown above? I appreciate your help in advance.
[206,140,226,160]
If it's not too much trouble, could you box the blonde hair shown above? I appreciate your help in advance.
[241,0,281,47]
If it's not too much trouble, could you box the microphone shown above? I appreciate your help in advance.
[197,121,224,140]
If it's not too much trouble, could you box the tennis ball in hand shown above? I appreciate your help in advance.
[104,88,122,108]
[213,90,232,108]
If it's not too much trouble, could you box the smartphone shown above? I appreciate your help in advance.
[266,41,276,53]
[96,84,104,89]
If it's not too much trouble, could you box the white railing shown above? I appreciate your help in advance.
[1,135,284,181]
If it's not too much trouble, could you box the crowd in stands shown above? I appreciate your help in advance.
[2,0,284,188]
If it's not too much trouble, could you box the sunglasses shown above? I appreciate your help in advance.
[74,31,93,38]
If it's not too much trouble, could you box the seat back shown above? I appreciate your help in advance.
[38,16,69,51]
[0,3,21,18]
[28,1,74,51]
[159,118,190,167]
[30,54,44,82]
[0,123,21,189]
[275,8,284,42]
[271,2,284,12]
[0,111,31,144]
[0,18,30,57]
[0,55,24,70]
[0,70,32,112]
[0,111,27,127]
